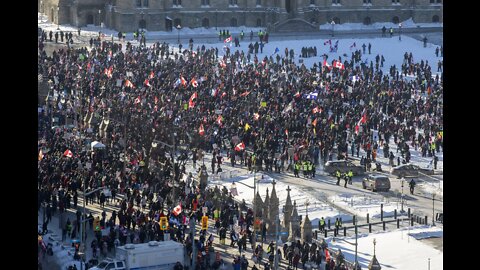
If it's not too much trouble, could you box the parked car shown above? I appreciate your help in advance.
[324,160,365,175]
[390,164,434,178]
[362,174,391,192]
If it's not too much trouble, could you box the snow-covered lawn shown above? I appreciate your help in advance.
[328,194,407,220]
[326,225,443,270]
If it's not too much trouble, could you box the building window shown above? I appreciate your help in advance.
[430,0,434,3]
[332,17,340,24]
[173,0,182,6]
[174,18,181,27]
[392,0,400,4]
[143,0,148,7]
[202,18,210,28]
[202,0,210,5]
[136,0,141,7]
[230,0,238,5]
[230,18,238,27]
[310,0,315,5]
[363,0,371,3]
[392,16,399,24]
[432,15,440,22]
[363,17,371,25]
[256,0,261,6]
[256,18,262,27]
[436,0,441,3]
[332,0,340,5]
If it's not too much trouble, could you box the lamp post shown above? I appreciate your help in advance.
[252,171,257,248]
[373,238,376,256]
[398,23,402,41]
[57,6,60,30]
[176,24,181,44]
[333,225,359,269]
[215,9,218,30]
[331,20,335,37]
[98,9,102,28]
[400,178,405,213]
[432,193,436,226]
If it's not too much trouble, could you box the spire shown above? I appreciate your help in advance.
[270,180,278,203]
[292,200,299,220]
[285,185,292,207]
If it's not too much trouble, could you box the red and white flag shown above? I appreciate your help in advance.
[355,113,367,135]
[323,60,332,70]
[144,79,151,87]
[240,91,250,97]
[235,142,245,152]
[190,78,198,88]
[38,149,44,161]
[104,66,113,78]
[325,248,331,261]
[224,36,232,43]
[149,71,155,79]
[216,115,223,126]
[125,79,135,88]
[180,76,187,87]
[312,118,318,127]
[172,203,182,216]
[285,129,289,137]
[333,60,345,70]
[312,106,320,114]
[253,113,260,121]
[134,96,141,104]
[294,91,301,98]
[63,149,73,158]
[199,124,205,136]
[189,92,198,108]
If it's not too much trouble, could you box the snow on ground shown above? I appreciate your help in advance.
[208,173,353,224]
[326,225,443,270]
[320,18,443,31]
[328,194,407,219]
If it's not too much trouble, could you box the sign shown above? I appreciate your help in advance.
[215,109,223,115]
[201,216,208,230]
[260,101,267,107]
[202,207,208,214]
[126,71,133,77]
[116,79,122,87]
[254,218,261,230]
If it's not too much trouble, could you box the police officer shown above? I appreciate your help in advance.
[303,161,308,178]
[343,172,348,188]
[319,217,326,233]
[240,30,244,40]
[307,161,313,179]
[334,218,342,236]
[348,170,353,185]
[311,162,316,178]
[336,170,341,185]
[409,179,416,194]
[294,162,300,178]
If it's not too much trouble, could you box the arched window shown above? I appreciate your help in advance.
[202,18,210,28]
[230,18,238,27]
[432,15,440,22]
[174,18,181,27]
[363,17,371,25]
[256,18,262,27]
[392,16,399,24]
[256,0,262,6]
[87,14,94,24]
[332,17,340,24]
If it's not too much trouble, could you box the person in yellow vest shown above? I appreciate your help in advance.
[348,170,354,185]
[319,217,326,232]
[294,162,300,177]
[307,161,313,179]
[336,170,341,185]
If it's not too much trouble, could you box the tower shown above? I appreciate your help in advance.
[268,180,280,233]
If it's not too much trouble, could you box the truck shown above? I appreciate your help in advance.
[89,240,185,270]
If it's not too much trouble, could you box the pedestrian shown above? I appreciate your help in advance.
[368,43,371,54]
[336,170,341,185]
[409,179,416,194]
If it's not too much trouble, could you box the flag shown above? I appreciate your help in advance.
[325,248,331,262]
[219,59,227,69]
[224,36,232,43]
[125,79,135,88]
[211,88,218,97]
[283,101,293,114]
[312,106,320,114]
[180,76,187,87]
[190,78,198,88]
[199,124,205,136]
[350,75,359,83]
[216,115,223,126]
[253,113,260,121]
[260,101,267,107]
[172,203,182,216]
[312,118,318,127]
[355,113,367,135]
[235,142,245,151]
[134,96,141,104]
[174,78,182,88]
[305,92,318,100]
[189,92,198,108]
[38,149,44,161]
[273,47,280,55]
[333,60,345,70]
[324,40,332,45]
[149,71,155,79]
[63,149,73,158]
[154,96,158,104]
[239,91,250,97]
[285,129,289,137]
[294,91,301,98]
[350,42,356,49]
[244,123,251,131]
[144,79,151,87]
[323,59,332,70]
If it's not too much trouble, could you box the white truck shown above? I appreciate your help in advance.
[90,241,185,270]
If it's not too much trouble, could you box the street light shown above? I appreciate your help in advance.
[398,23,402,41]
[57,6,60,30]
[400,178,405,213]
[331,20,335,37]
[332,225,359,269]
[176,24,182,44]
[432,193,436,226]
[98,9,102,28]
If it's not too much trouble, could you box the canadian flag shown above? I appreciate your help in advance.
[253,113,260,121]
[189,92,198,108]
[240,91,250,97]
[172,203,182,216]
[134,96,141,104]
[104,66,113,78]
[333,60,345,70]
[323,59,332,70]
[38,149,44,161]
[125,79,135,88]
[180,76,187,87]
[235,142,245,151]
[216,115,223,126]
[285,129,289,137]
[355,113,367,135]
[312,106,320,114]
[190,78,198,88]
[224,36,232,43]
[219,60,227,69]
[312,118,318,127]
[199,123,205,136]
[154,96,158,104]
[144,79,151,87]
[294,91,301,98]
[149,71,155,79]
[63,149,73,158]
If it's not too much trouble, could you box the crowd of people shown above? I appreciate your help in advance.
[38,26,442,269]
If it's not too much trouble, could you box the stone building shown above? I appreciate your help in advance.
[39,0,443,32]
[267,180,280,233]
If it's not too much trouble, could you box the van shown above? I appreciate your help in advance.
[362,174,391,192]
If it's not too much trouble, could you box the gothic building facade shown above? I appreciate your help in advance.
[40,0,443,32]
